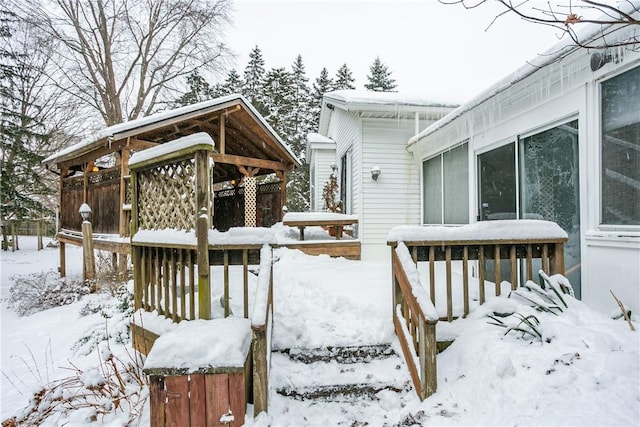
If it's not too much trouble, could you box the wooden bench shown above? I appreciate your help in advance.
[283,212,358,240]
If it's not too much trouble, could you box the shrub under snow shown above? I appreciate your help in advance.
[7,271,90,316]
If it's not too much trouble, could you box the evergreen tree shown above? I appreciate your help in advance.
[218,69,243,96]
[260,65,309,211]
[333,63,356,90]
[0,10,57,224]
[287,55,314,212]
[261,67,294,137]
[310,67,333,130]
[289,55,313,159]
[174,69,216,107]
[243,45,267,114]
[364,56,397,92]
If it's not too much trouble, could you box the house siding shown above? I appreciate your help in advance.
[310,147,336,211]
[361,117,420,259]
[411,36,640,315]
[328,110,362,218]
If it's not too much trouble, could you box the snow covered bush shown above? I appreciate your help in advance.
[74,282,135,356]
[7,271,90,316]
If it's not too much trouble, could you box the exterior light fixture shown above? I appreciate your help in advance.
[79,203,92,222]
[371,165,381,181]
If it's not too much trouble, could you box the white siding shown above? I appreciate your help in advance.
[328,110,362,218]
[310,147,336,211]
[412,37,640,315]
[361,118,420,260]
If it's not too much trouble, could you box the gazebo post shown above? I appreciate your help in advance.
[195,149,212,319]
[79,203,96,288]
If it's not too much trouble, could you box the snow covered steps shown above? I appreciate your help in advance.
[270,344,413,403]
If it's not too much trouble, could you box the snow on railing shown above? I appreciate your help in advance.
[392,242,438,401]
[250,244,274,416]
[388,220,568,321]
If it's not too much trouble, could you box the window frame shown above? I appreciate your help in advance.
[597,64,640,230]
[421,141,469,225]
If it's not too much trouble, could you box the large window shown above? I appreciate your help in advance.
[476,120,581,297]
[601,66,640,226]
[422,143,468,224]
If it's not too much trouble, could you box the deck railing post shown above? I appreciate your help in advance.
[424,321,437,397]
[197,209,210,319]
[252,328,268,415]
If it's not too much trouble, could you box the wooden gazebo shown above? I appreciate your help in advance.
[43,94,300,276]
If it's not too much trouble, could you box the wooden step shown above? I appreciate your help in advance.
[274,344,395,364]
[276,382,410,402]
[270,344,412,403]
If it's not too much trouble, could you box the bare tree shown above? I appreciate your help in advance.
[1,9,78,223]
[18,0,232,126]
[440,0,639,50]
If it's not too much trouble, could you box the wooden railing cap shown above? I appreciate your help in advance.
[129,132,215,170]
[387,220,568,245]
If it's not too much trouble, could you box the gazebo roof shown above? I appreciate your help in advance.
[44,94,300,182]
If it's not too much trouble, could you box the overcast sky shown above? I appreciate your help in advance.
[225,0,565,104]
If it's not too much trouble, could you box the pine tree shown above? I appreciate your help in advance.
[310,67,333,130]
[260,66,309,212]
[218,69,243,96]
[174,69,216,107]
[0,10,57,225]
[333,63,356,90]
[261,67,294,138]
[289,55,313,159]
[364,56,398,92]
[365,56,397,92]
[243,45,267,115]
[287,55,314,212]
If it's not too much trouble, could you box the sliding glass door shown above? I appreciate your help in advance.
[477,120,581,297]
[520,120,581,297]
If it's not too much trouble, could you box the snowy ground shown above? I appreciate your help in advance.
[1,236,639,426]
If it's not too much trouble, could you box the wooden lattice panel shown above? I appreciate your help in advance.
[138,159,197,231]
[244,177,257,227]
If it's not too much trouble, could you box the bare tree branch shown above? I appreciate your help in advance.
[16,0,232,126]
[439,0,640,50]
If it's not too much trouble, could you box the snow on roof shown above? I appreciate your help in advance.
[307,132,335,145]
[143,317,252,373]
[325,89,458,109]
[128,132,214,168]
[387,220,568,243]
[43,93,299,167]
[408,3,640,146]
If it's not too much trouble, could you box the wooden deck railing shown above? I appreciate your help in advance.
[250,245,274,416]
[388,222,568,322]
[131,242,264,322]
[131,240,273,417]
[392,243,439,400]
[388,220,569,400]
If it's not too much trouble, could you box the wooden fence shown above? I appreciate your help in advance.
[61,167,122,234]
[388,221,568,400]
